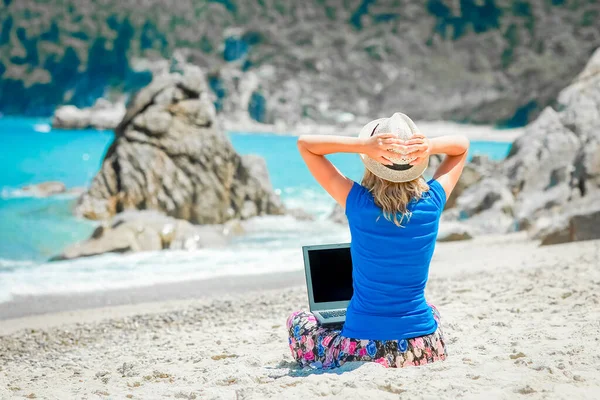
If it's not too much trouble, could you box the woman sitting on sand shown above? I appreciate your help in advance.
[287,113,470,369]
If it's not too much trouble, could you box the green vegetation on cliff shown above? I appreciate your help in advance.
[0,0,599,125]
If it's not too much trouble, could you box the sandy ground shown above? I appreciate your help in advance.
[1,233,599,400]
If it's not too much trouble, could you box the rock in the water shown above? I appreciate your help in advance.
[51,211,229,261]
[21,181,66,197]
[328,204,347,225]
[52,99,126,130]
[75,65,285,224]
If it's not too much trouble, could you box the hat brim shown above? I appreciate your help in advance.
[359,153,429,183]
[358,114,429,183]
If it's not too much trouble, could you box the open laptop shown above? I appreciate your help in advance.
[302,243,353,326]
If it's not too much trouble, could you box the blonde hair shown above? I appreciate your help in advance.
[361,169,429,227]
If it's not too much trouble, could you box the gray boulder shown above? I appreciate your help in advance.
[455,177,515,218]
[51,211,231,261]
[531,193,600,245]
[75,65,285,224]
[539,208,600,246]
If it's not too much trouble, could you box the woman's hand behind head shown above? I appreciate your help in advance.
[363,134,406,166]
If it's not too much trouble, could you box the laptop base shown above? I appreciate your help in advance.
[314,309,346,327]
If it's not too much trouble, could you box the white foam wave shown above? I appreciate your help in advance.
[0,215,350,302]
[279,187,335,218]
[0,259,35,268]
[33,123,51,133]
[0,187,80,200]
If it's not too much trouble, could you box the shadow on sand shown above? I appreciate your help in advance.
[266,359,368,378]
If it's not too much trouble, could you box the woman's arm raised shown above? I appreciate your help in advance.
[430,135,470,200]
[297,134,402,207]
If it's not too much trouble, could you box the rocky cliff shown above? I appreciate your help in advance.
[75,64,285,224]
[448,46,600,243]
[1,0,599,127]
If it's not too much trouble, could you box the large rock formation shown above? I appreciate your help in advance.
[326,45,600,244]
[75,65,285,224]
[2,1,599,126]
[453,47,600,243]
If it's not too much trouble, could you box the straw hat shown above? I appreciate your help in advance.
[358,112,429,183]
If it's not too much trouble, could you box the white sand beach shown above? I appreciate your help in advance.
[1,233,599,400]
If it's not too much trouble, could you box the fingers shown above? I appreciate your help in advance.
[409,156,425,166]
[386,143,423,155]
[405,143,429,154]
[382,138,402,145]
[375,133,397,139]
[402,138,425,146]
[376,156,394,166]
[385,143,409,153]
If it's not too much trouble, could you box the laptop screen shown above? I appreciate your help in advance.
[308,246,353,303]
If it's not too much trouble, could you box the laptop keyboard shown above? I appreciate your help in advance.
[320,309,346,319]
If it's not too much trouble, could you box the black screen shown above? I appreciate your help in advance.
[308,247,353,303]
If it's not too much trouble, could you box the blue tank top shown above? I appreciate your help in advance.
[341,178,446,341]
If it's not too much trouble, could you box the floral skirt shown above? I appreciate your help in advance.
[286,305,447,369]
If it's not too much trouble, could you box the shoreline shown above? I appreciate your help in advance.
[2,232,593,331]
[0,269,305,333]
[1,233,599,399]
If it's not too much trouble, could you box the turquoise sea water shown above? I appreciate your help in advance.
[0,117,512,302]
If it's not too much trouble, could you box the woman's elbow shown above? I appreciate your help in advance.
[460,135,470,153]
[297,135,308,150]
[296,135,306,147]
[448,135,469,157]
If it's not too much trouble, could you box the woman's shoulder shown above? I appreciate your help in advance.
[425,178,447,209]
[345,181,373,212]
